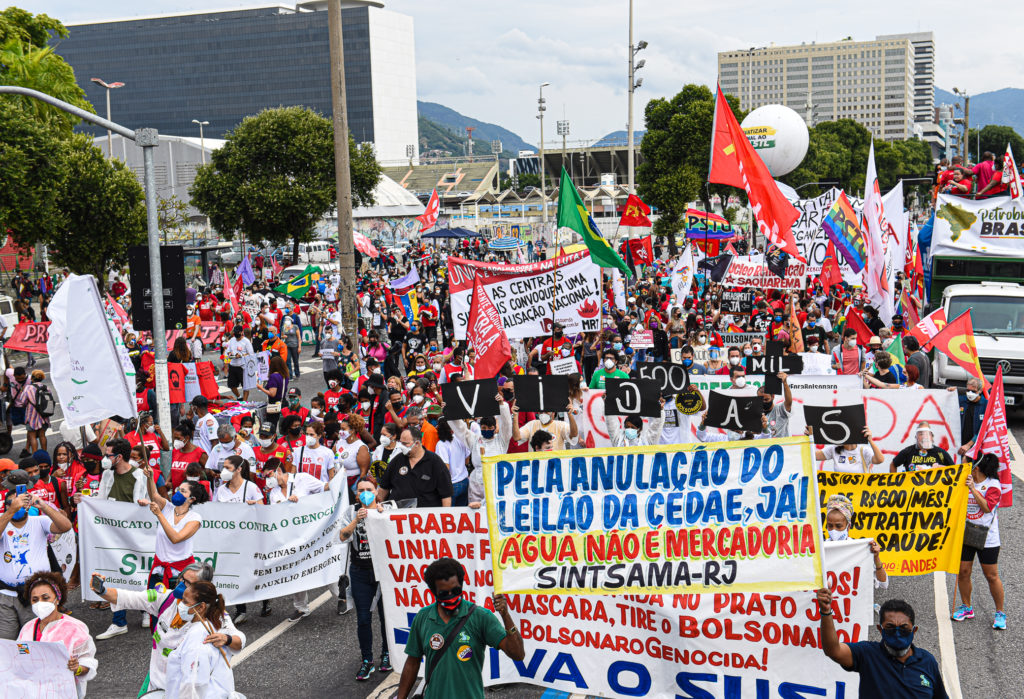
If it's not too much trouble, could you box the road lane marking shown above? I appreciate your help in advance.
[366,673,400,699]
[933,572,963,699]
[232,591,332,666]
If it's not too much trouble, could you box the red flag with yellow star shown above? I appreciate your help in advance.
[619,193,652,227]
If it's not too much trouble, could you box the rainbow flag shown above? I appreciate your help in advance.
[684,209,734,239]
[821,192,866,273]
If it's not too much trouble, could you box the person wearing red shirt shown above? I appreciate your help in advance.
[253,425,290,468]
[24,453,67,513]
[278,414,305,452]
[282,387,310,424]
[125,412,169,472]
[170,420,208,490]
[324,378,349,413]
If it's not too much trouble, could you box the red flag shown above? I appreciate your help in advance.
[818,241,843,292]
[224,275,241,316]
[196,361,221,400]
[619,194,652,227]
[466,273,511,378]
[929,310,989,394]
[167,363,186,404]
[725,241,739,255]
[271,256,283,276]
[909,307,946,352]
[417,189,440,232]
[626,236,654,266]
[6,322,50,354]
[106,294,129,329]
[708,85,802,261]
[845,307,875,346]
[969,366,1013,506]
[900,288,920,327]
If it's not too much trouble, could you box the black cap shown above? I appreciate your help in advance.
[1,469,30,490]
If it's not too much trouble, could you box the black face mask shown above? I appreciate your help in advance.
[289,427,301,436]
[762,399,774,414]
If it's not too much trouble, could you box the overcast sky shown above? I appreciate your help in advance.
[32,0,1018,144]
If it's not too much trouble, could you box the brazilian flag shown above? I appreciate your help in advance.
[556,167,631,276]
[274,265,322,298]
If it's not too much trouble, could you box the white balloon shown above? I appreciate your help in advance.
[740,104,810,177]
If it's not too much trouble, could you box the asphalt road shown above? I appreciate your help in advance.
[7,346,1021,699]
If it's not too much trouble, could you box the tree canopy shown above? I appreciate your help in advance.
[190,106,382,263]
[966,124,1024,163]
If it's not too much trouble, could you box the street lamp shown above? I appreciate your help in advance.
[537,82,550,225]
[627,0,647,193]
[953,87,970,161]
[191,119,209,165]
[91,78,124,158]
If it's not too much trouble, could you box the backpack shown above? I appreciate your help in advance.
[32,385,55,418]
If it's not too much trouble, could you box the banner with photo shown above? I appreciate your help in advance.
[368,508,871,698]
[447,252,602,340]
[79,479,349,604]
[482,438,823,595]
[931,193,1024,259]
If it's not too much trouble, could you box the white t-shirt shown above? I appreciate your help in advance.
[268,472,325,504]
[215,479,258,503]
[208,441,256,474]
[435,436,470,483]
[154,503,202,563]
[335,439,367,479]
[966,476,1001,548]
[0,516,51,594]
[225,336,255,367]
[659,404,694,446]
[292,444,336,482]
[822,445,877,474]
[194,414,219,456]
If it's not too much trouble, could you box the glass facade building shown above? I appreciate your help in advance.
[55,3,418,162]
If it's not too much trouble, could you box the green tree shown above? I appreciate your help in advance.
[190,106,381,264]
[158,194,190,242]
[0,100,62,246]
[637,84,744,254]
[0,7,66,47]
[48,136,147,279]
[966,125,1024,163]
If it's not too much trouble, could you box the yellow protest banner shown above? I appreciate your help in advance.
[817,464,969,575]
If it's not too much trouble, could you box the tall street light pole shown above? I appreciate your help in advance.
[627,0,647,194]
[327,0,358,341]
[90,78,124,158]
[538,82,550,230]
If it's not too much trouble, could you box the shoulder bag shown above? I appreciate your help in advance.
[411,604,476,699]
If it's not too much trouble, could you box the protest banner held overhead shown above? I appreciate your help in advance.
[448,252,602,340]
[368,507,871,698]
[481,437,823,595]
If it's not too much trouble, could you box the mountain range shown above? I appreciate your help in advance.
[935,87,1024,135]
[417,101,534,155]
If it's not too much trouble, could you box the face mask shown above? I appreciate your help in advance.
[415,364,425,371]
[880,627,914,656]
[171,491,187,507]
[328,380,339,389]
[101,456,113,470]
[172,580,187,600]
[762,399,773,414]
[827,529,849,542]
[406,381,416,390]
[862,314,871,322]
[480,428,495,440]
[412,395,424,404]
[358,490,375,507]
[752,345,762,353]
[538,414,552,425]
[173,439,185,450]
[265,477,279,490]
[966,390,979,401]
[259,437,274,448]
[847,339,857,348]
[743,348,752,357]
[306,435,318,448]
[623,427,639,441]
[129,459,140,469]
[436,587,463,612]
[32,601,56,619]
[220,468,234,482]
[807,321,816,328]
[918,434,933,450]
[734,376,747,388]
[186,476,199,483]
[289,398,300,407]
[177,601,197,623]
[682,358,693,368]
[613,342,623,351]
[289,427,301,437]
[10,508,27,522]
[392,444,410,456]
[604,359,616,370]
[698,335,707,344]
[729,356,741,366]
[372,368,381,375]
[379,436,391,448]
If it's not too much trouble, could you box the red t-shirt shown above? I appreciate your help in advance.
[324,389,348,413]
[253,443,289,468]
[170,447,205,489]
[28,479,60,509]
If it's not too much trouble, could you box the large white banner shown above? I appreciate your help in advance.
[447,252,602,340]
[0,640,75,698]
[932,193,1024,258]
[46,274,137,427]
[368,508,871,698]
[791,189,863,285]
[718,253,808,290]
[78,480,349,604]
[579,387,961,456]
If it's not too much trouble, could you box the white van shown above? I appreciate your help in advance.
[296,241,332,264]
[0,295,16,338]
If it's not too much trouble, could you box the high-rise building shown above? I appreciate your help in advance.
[717,32,935,144]
[54,1,418,163]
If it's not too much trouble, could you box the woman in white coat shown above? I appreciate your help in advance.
[164,580,236,699]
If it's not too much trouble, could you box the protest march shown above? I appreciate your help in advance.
[4,4,1024,698]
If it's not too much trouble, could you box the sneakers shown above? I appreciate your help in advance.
[287,609,307,623]
[951,604,974,621]
[379,651,392,673]
[259,601,272,617]
[140,612,150,628]
[356,660,375,681]
[994,611,1007,630]
[337,597,353,615]
[96,623,128,640]
[233,612,249,625]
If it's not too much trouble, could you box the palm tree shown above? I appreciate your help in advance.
[0,38,94,134]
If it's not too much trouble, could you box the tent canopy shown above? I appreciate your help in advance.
[421,227,482,239]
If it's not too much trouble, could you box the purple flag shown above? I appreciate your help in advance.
[235,255,256,286]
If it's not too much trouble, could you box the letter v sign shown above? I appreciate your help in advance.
[457,383,480,415]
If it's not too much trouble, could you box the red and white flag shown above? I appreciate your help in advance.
[862,142,895,324]
[466,272,511,378]
[969,366,1014,507]
[908,307,947,352]
[271,256,283,277]
[1003,144,1022,200]
[618,193,653,227]
[224,274,241,316]
[708,85,802,261]
[106,293,129,329]
[417,189,440,232]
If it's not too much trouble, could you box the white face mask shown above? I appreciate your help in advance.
[412,395,424,404]
[146,425,156,434]
[406,381,415,390]
[846,338,857,348]
[177,601,196,623]
[379,435,391,448]
[752,345,762,353]
[966,390,979,401]
[372,368,381,375]
[259,437,274,448]
[392,443,410,456]
[743,348,753,357]
[265,476,279,490]
[31,601,56,619]
[416,364,425,371]
[129,459,140,469]
[734,377,747,388]
[329,381,339,389]
[827,529,849,542]
[173,439,185,451]
[306,435,318,448]
[604,359,616,370]
[360,401,371,411]
[729,356,741,366]
[432,364,442,372]
[101,456,113,470]
[538,414,552,425]
[220,468,234,482]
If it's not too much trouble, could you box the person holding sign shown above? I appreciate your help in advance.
[757,372,793,438]
[810,426,885,474]
[139,463,206,591]
[816,596,947,699]
[16,572,97,695]
[822,495,887,589]
[952,453,1006,630]
[606,397,665,447]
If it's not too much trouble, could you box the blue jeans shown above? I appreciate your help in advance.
[113,609,127,627]
[287,347,300,377]
[451,478,468,507]
[350,565,386,662]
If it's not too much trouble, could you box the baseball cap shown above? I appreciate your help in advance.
[1,469,30,490]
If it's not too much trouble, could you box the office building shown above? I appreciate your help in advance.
[55,2,418,162]
[717,32,935,143]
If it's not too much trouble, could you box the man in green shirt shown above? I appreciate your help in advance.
[398,558,525,699]
[589,350,629,389]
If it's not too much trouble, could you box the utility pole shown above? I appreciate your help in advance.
[557,119,569,176]
[538,82,550,228]
[328,0,357,340]
[627,0,646,193]
[90,78,124,158]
